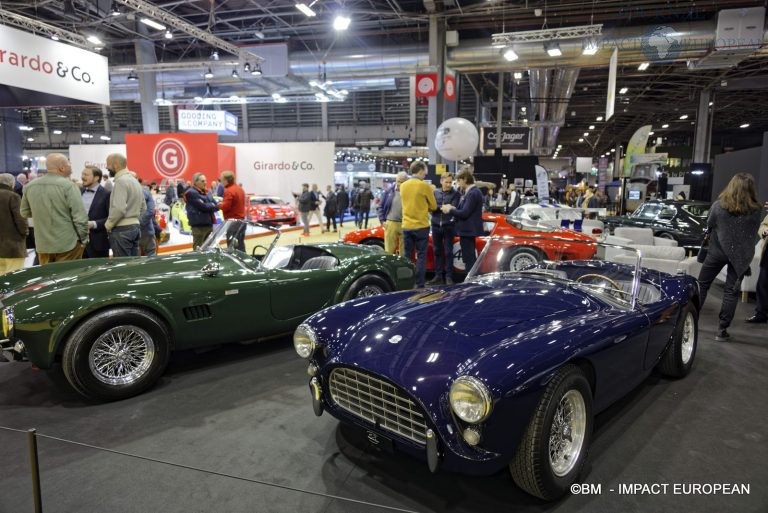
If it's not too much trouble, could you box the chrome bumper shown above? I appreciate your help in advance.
[0,338,26,361]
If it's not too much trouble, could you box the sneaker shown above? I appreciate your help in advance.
[715,329,731,342]
[745,314,768,324]
[426,276,444,285]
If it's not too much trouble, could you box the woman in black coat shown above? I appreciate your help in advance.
[697,173,763,341]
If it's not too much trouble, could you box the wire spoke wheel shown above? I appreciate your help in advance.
[548,390,587,477]
[89,326,156,386]
[681,311,695,364]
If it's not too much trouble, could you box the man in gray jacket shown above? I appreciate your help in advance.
[105,153,145,257]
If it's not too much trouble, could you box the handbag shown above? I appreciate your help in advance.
[697,229,711,263]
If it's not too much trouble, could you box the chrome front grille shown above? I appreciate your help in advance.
[329,367,429,445]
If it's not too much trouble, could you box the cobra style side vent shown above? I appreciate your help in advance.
[183,304,212,321]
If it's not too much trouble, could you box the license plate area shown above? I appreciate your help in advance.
[365,429,394,453]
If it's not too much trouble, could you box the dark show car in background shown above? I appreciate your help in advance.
[602,200,710,247]
[294,237,700,500]
[0,220,414,401]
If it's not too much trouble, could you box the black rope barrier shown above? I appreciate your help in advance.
[0,425,421,513]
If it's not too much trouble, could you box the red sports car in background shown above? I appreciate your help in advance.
[343,212,597,272]
[247,195,297,225]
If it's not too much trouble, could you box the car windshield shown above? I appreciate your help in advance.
[512,206,584,222]
[198,219,279,269]
[466,236,649,310]
[681,204,709,218]
[250,197,285,205]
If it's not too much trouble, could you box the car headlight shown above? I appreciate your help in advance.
[294,324,317,359]
[1,306,14,338]
[449,376,492,424]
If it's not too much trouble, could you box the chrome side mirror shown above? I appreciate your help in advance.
[201,262,221,277]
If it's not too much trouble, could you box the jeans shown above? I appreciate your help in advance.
[300,211,311,235]
[140,233,157,257]
[109,225,141,257]
[337,210,345,227]
[191,226,212,250]
[460,236,478,274]
[403,228,429,287]
[697,250,744,330]
[356,208,370,228]
[325,213,337,232]
[432,224,455,280]
[226,222,246,252]
[755,264,768,318]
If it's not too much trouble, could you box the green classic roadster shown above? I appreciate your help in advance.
[0,220,414,400]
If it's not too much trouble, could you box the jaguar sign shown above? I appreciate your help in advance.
[480,127,531,153]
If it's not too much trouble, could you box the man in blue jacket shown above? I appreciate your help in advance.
[428,173,461,284]
[441,168,484,273]
[185,173,219,248]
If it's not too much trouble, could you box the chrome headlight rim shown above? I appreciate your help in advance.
[449,375,492,424]
[1,306,14,338]
[293,324,318,359]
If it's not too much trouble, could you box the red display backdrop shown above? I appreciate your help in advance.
[217,145,236,174]
[126,133,219,183]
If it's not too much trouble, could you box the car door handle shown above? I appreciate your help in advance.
[613,335,627,344]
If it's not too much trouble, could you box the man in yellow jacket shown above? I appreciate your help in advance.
[400,161,437,288]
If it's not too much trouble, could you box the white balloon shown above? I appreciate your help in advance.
[435,117,479,161]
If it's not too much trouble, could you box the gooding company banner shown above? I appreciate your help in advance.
[232,142,335,203]
[0,24,109,106]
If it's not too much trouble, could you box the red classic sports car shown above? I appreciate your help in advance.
[247,195,297,225]
[342,212,597,272]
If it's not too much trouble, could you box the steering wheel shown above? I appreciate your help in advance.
[575,273,622,292]
[251,245,269,258]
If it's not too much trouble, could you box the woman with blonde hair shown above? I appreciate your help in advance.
[697,172,763,341]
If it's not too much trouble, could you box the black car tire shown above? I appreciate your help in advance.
[500,247,543,272]
[343,274,392,300]
[654,231,676,240]
[62,307,171,401]
[510,364,593,500]
[658,303,698,378]
[361,238,385,249]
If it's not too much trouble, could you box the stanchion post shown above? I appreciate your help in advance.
[27,428,43,513]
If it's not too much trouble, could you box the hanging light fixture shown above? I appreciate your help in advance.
[204,67,214,79]
[164,30,173,39]
[333,15,351,31]
[296,1,317,17]
[127,70,139,81]
[501,47,518,62]
[582,38,598,55]
[545,41,562,57]
[243,63,251,73]
[109,2,121,16]
[231,68,239,78]
[251,63,262,76]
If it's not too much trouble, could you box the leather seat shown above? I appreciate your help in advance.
[300,255,338,270]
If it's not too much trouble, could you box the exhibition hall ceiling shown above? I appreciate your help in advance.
[3,0,768,158]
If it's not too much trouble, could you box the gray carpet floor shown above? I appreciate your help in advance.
[1,284,766,513]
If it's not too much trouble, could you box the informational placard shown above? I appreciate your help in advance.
[480,127,531,153]
[178,110,238,136]
[606,47,617,121]
[232,142,335,203]
[535,165,550,199]
[0,24,109,105]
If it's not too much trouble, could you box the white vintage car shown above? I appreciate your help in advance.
[508,203,605,240]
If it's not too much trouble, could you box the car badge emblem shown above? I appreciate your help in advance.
[367,432,381,445]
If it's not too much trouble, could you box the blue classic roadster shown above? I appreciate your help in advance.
[294,237,700,500]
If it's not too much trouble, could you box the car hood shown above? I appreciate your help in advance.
[339,277,590,338]
[0,253,216,304]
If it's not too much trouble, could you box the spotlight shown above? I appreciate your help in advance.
[243,63,251,73]
[296,2,317,17]
[513,71,523,80]
[582,39,598,55]
[662,123,669,128]
[211,51,219,61]
[232,68,239,78]
[109,2,121,16]
[679,114,688,120]
[545,41,562,57]
[204,67,214,79]
[619,87,628,94]
[86,35,103,45]
[333,15,351,31]
[740,122,750,128]
[251,64,262,76]
[638,62,650,71]
[502,47,518,61]
[164,30,173,39]
[53,129,63,135]
[51,34,60,41]
[127,70,138,81]
[596,116,603,121]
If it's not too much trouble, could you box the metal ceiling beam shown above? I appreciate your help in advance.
[115,0,264,63]
[492,24,603,45]
[0,8,91,48]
